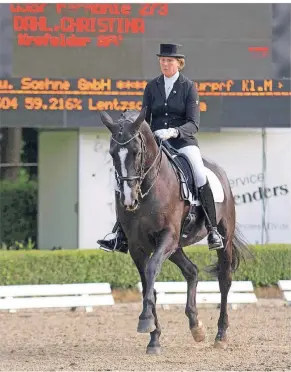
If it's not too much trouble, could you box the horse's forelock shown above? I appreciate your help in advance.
[113,109,155,150]
[119,109,139,124]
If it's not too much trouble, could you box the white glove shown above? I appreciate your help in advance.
[154,128,179,141]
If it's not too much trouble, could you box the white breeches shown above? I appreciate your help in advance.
[177,145,207,188]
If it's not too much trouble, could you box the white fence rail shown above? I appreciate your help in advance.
[278,280,291,304]
[137,281,258,307]
[5,279,291,312]
[0,283,114,312]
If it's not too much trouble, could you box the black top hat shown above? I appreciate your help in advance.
[156,43,185,58]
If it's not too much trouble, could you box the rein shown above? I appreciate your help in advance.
[111,131,163,200]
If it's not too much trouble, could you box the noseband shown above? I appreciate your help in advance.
[111,131,163,200]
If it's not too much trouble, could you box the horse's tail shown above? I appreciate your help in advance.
[231,225,253,273]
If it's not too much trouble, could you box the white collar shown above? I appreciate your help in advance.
[163,71,179,84]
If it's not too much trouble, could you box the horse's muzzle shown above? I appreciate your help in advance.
[125,199,139,211]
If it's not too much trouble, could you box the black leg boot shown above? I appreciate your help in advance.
[97,221,129,254]
[198,180,224,250]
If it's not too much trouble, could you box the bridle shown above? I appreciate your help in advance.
[111,131,163,201]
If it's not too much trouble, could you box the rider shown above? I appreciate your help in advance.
[98,43,224,253]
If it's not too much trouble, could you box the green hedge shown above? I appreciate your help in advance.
[0,245,290,287]
[0,180,37,245]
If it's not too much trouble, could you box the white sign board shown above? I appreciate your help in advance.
[198,129,291,244]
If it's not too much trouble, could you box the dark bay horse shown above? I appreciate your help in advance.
[99,108,249,354]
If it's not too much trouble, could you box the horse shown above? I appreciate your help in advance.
[99,107,250,354]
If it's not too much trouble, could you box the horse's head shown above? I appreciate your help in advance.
[100,107,151,211]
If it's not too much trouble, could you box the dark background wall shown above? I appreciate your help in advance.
[11,3,273,79]
[1,4,290,79]
[271,3,291,78]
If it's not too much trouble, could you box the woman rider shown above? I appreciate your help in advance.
[97,43,224,253]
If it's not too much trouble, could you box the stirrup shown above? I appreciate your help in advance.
[98,244,117,253]
[97,232,118,252]
[208,241,224,251]
[207,228,224,250]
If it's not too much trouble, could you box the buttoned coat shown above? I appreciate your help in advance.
[142,73,200,149]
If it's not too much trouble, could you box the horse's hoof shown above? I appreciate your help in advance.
[137,318,155,333]
[146,346,161,355]
[191,320,206,342]
[213,340,228,349]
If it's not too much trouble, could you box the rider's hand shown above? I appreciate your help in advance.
[154,128,179,141]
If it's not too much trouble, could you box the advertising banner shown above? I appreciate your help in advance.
[198,130,291,244]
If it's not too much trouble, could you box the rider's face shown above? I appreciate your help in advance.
[159,57,179,78]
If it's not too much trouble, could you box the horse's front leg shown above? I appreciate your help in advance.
[137,228,177,334]
[130,248,161,355]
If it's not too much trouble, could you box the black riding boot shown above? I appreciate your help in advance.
[198,181,224,250]
[97,221,129,254]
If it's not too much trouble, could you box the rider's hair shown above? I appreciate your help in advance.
[176,58,185,71]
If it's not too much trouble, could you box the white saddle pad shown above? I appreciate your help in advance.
[206,167,224,203]
[181,167,224,205]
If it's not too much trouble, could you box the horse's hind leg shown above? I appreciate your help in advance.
[169,248,206,342]
[214,220,232,349]
[130,249,161,355]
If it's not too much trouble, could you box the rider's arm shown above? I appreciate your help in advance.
[176,82,200,138]
[142,83,152,125]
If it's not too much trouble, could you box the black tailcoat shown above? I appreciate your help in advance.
[142,73,200,149]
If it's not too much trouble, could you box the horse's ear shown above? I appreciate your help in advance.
[99,111,116,133]
[133,106,147,131]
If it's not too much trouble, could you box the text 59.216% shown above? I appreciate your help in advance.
[24,97,83,110]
